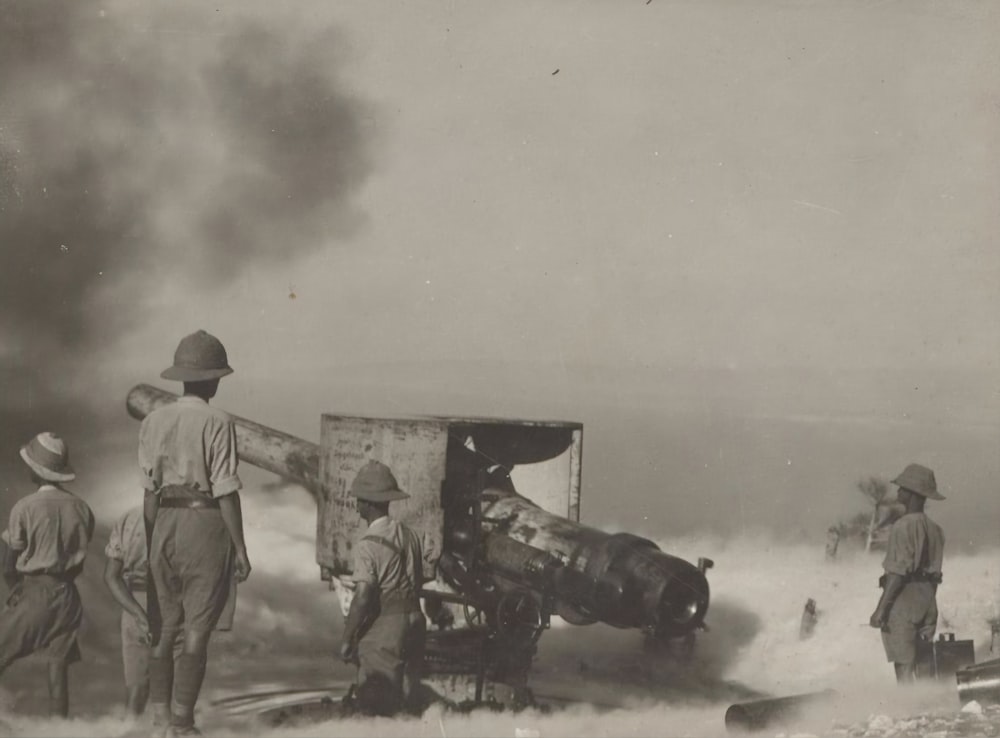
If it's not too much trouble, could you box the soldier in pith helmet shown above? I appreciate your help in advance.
[869,463,945,683]
[339,460,429,716]
[139,330,251,736]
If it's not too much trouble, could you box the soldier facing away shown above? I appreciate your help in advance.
[105,505,228,718]
[140,330,251,736]
[339,460,428,717]
[0,432,95,717]
[869,463,945,683]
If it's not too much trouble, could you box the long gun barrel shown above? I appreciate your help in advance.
[126,383,709,638]
[126,384,321,493]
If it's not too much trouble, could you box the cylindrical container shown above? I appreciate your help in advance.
[957,658,1000,706]
[725,690,838,733]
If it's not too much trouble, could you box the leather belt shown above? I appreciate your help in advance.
[160,497,220,510]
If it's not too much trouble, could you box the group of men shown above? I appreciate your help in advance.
[0,327,953,731]
[0,330,429,733]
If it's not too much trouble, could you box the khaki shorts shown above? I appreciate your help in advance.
[149,508,235,636]
[881,582,937,664]
[0,575,82,669]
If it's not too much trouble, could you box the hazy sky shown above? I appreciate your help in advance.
[2,1,998,545]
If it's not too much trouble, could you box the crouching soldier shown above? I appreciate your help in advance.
[339,461,428,717]
[869,463,945,684]
[0,433,95,717]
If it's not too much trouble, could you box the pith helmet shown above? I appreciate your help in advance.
[892,463,945,500]
[161,330,234,382]
[20,432,76,483]
[350,461,410,503]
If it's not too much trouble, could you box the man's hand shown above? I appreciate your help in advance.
[135,609,152,645]
[339,640,358,664]
[918,624,936,642]
[234,548,252,583]
[869,609,887,630]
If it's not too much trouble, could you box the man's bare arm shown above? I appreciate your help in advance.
[340,581,377,660]
[103,557,150,638]
[219,493,251,582]
[870,573,905,628]
[2,541,21,590]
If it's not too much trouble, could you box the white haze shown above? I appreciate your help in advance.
[1,487,997,738]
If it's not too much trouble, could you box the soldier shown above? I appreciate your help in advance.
[140,330,251,736]
[869,463,945,684]
[105,506,221,718]
[0,432,95,717]
[339,461,427,717]
[104,505,153,717]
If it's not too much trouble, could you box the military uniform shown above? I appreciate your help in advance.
[342,460,428,717]
[106,507,233,694]
[353,515,426,714]
[139,395,241,635]
[141,329,249,736]
[872,463,946,675]
[0,484,94,670]
[0,432,94,720]
[106,506,150,689]
[880,511,945,664]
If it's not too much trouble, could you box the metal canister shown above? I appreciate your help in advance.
[725,689,838,732]
[956,658,1000,706]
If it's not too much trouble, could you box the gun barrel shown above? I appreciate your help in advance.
[126,384,321,494]
[126,384,709,637]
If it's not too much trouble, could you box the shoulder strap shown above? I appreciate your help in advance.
[362,534,402,556]
[362,528,421,593]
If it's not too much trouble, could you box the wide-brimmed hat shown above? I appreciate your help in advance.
[891,463,945,500]
[349,460,409,503]
[20,432,76,483]
[161,330,234,382]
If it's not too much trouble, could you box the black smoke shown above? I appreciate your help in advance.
[0,1,374,475]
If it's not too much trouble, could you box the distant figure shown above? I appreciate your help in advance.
[799,598,818,640]
[869,463,945,683]
[140,330,251,736]
[339,461,427,716]
[825,527,841,561]
[0,432,95,717]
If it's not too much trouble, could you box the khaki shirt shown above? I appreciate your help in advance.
[352,517,424,600]
[882,512,944,578]
[2,485,95,574]
[104,506,146,588]
[138,395,242,498]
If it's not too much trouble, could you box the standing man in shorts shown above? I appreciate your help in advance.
[105,505,234,718]
[140,330,251,736]
[869,463,945,683]
[0,432,95,717]
[104,505,153,717]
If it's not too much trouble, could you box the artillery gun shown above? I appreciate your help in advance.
[126,384,711,711]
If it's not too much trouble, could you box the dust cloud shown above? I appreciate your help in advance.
[2,488,996,737]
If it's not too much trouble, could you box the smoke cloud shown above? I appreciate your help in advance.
[0,1,373,454]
